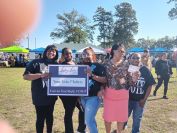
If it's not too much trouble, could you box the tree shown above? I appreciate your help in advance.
[113,2,138,48]
[135,38,156,49]
[134,36,176,49]
[156,36,175,49]
[50,10,94,43]
[93,7,113,48]
[168,0,177,20]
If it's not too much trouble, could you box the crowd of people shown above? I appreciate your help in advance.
[0,53,29,67]
[21,43,174,133]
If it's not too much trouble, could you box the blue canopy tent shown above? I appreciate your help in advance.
[30,47,45,54]
[30,48,77,55]
[58,49,77,53]
[150,47,168,53]
[128,47,144,53]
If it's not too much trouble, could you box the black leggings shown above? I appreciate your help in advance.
[60,96,86,133]
[155,75,170,96]
[35,104,55,133]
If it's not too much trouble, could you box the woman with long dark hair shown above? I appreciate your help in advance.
[80,47,107,133]
[23,45,58,133]
[103,43,137,133]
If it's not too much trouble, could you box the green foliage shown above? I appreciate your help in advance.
[135,38,156,49]
[93,7,113,48]
[133,36,177,49]
[168,0,177,20]
[113,2,138,48]
[50,10,94,43]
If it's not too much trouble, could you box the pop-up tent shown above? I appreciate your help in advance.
[77,47,106,54]
[0,45,29,53]
[127,47,144,53]
[150,47,168,53]
[30,47,45,54]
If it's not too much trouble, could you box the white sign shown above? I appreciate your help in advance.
[51,77,85,87]
[128,65,140,73]
[58,66,78,75]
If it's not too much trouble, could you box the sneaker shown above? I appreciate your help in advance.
[163,96,168,99]
[153,91,156,96]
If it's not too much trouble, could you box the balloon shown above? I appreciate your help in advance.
[0,0,41,47]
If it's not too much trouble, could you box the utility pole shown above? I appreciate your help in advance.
[35,37,36,49]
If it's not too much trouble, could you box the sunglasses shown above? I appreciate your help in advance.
[132,56,140,60]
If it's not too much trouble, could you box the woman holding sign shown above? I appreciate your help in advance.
[23,45,58,133]
[59,47,86,133]
[81,47,107,133]
[127,53,156,133]
[103,43,138,133]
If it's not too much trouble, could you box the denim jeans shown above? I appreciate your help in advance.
[81,96,101,133]
[128,100,145,133]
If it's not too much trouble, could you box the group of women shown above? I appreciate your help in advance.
[23,43,157,133]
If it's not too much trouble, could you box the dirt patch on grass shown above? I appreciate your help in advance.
[169,111,177,122]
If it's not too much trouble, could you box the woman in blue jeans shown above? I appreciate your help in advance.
[127,53,156,133]
[80,47,107,133]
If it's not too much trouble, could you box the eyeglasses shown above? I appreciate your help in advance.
[132,56,140,60]
[119,50,125,54]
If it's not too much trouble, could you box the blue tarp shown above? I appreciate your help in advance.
[150,48,168,52]
[128,47,144,52]
[58,49,77,53]
[30,47,45,54]
[30,48,77,54]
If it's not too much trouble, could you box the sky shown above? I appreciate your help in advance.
[21,0,177,49]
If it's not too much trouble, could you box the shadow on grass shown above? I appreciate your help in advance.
[148,97,164,101]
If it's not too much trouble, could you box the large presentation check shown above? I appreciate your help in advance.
[47,65,88,96]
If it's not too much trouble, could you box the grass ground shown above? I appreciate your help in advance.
[0,68,177,133]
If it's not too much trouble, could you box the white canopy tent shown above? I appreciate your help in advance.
[76,47,106,55]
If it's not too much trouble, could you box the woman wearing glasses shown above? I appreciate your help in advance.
[127,53,155,133]
[103,43,140,133]
[59,47,86,133]
[80,47,107,133]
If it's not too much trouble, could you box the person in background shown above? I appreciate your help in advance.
[81,47,107,133]
[153,53,173,99]
[141,49,152,71]
[127,53,156,133]
[59,47,86,133]
[23,45,58,133]
[8,54,16,67]
[58,53,65,64]
[103,43,138,133]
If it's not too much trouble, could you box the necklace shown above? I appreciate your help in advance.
[110,59,122,67]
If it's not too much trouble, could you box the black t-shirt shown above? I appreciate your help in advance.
[23,59,57,106]
[129,66,156,101]
[155,60,173,77]
[87,62,106,96]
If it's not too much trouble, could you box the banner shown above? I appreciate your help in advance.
[48,65,88,96]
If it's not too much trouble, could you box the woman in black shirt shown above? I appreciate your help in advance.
[153,53,173,99]
[23,45,58,133]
